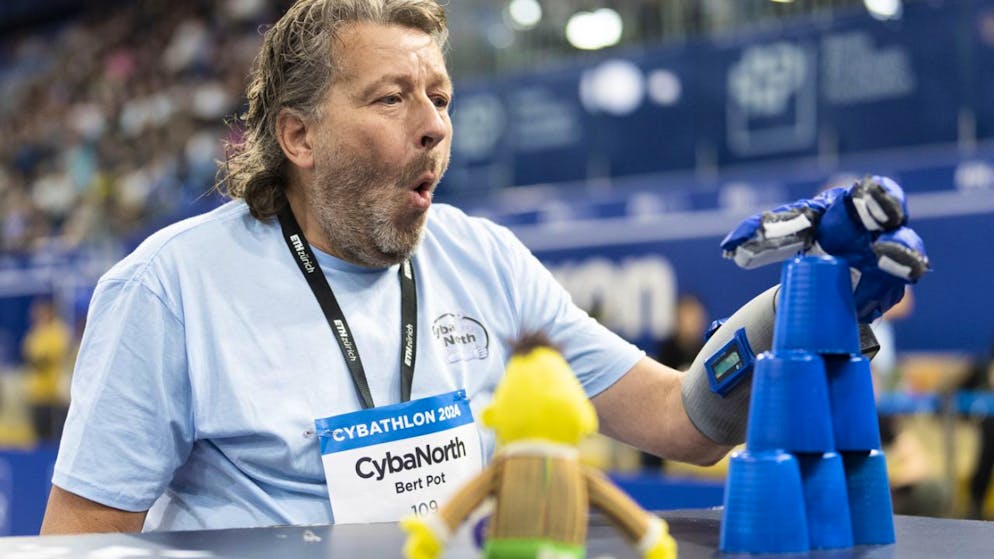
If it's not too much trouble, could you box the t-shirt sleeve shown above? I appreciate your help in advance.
[490,224,644,398]
[52,275,193,512]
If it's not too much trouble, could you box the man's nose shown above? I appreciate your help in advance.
[416,98,449,150]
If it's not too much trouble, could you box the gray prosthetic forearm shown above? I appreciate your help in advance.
[680,286,880,446]
[680,285,779,446]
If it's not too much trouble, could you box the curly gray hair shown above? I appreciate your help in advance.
[219,0,449,219]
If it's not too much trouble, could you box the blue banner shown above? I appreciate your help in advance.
[444,1,993,193]
[316,390,474,454]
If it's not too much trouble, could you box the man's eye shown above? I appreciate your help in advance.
[432,96,450,110]
[380,94,402,105]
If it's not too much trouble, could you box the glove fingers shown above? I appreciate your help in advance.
[760,208,817,239]
[850,176,907,231]
[723,208,817,269]
[872,240,929,281]
[732,236,807,269]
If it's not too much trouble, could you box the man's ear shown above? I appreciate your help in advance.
[276,109,315,169]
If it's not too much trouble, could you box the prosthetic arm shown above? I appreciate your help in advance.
[681,176,930,445]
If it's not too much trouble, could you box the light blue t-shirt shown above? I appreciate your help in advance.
[53,201,643,531]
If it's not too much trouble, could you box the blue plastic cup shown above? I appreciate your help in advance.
[827,355,882,451]
[746,351,835,453]
[798,452,855,549]
[843,450,896,545]
[774,255,860,355]
[721,449,810,553]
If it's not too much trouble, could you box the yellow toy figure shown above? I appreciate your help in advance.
[401,334,677,559]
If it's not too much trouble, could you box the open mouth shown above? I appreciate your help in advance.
[409,173,436,210]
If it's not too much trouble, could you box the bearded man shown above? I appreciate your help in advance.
[42,0,927,535]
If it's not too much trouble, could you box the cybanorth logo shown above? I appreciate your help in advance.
[431,313,489,364]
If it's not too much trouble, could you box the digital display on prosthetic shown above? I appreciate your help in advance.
[705,327,756,396]
[713,349,744,380]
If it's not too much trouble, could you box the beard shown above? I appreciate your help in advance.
[308,146,446,268]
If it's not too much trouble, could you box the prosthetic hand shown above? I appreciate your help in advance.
[681,177,929,445]
[721,176,929,322]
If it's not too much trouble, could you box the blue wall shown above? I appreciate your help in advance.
[0,446,57,536]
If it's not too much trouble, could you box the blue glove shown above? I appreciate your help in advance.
[720,176,930,323]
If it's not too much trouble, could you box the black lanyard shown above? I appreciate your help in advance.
[276,201,417,409]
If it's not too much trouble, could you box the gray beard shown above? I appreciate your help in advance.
[308,153,435,268]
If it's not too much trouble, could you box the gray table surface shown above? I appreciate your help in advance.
[1,509,991,558]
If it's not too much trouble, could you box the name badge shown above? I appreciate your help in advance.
[315,390,483,524]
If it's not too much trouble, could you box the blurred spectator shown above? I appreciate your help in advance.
[0,0,292,255]
[879,413,949,517]
[874,287,949,516]
[21,297,72,442]
[967,340,994,520]
[641,293,709,469]
[656,293,709,371]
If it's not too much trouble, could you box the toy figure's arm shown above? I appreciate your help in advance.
[584,466,677,559]
[401,462,500,559]
[436,460,499,532]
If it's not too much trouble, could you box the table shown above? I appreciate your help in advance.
[1,510,991,558]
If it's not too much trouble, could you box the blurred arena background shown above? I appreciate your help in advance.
[1,0,993,535]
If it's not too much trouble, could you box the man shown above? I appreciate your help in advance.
[41,0,927,534]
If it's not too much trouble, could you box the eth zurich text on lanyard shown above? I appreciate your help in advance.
[276,199,481,523]
[276,200,416,408]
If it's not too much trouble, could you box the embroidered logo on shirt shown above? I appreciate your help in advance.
[431,313,489,363]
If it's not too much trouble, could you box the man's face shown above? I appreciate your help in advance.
[306,22,453,268]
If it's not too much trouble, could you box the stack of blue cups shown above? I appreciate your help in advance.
[720,255,895,553]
